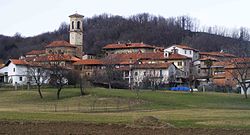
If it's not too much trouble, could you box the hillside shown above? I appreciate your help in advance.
[0,13,250,61]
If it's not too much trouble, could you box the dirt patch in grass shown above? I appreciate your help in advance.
[134,116,174,128]
[0,121,250,135]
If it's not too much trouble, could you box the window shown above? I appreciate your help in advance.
[177,62,182,66]
[19,76,22,81]
[13,68,15,72]
[72,21,74,29]
[144,72,146,76]
[160,70,163,77]
[189,50,192,54]
[184,50,187,54]
[134,72,138,76]
[77,21,81,29]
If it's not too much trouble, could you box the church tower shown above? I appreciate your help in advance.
[69,13,84,58]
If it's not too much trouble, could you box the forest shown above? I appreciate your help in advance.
[0,13,250,61]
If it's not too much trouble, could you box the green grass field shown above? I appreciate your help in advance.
[0,87,250,128]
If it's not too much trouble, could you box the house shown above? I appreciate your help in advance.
[33,54,80,68]
[165,53,192,79]
[164,44,199,61]
[192,57,218,85]
[73,59,104,77]
[130,63,177,88]
[102,42,155,56]
[0,59,29,86]
[211,58,250,89]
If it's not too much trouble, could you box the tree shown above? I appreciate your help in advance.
[102,55,123,89]
[66,70,86,96]
[27,64,50,99]
[226,58,250,99]
[49,63,69,99]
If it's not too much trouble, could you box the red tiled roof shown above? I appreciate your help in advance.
[34,54,80,62]
[10,59,28,65]
[174,45,199,52]
[26,50,46,55]
[199,57,218,61]
[133,63,173,69]
[45,41,77,48]
[73,59,103,65]
[106,52,165,61]
[200,52,236,57]
[167,53,191,60]
[103,43,155,49]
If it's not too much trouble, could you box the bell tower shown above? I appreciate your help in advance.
[69,13,84,58]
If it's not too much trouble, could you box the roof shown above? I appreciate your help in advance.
[105,52,165,61]
[103,43,155,50]
[199,57,218,61]
[73,59,103,65]
[133,63,173,69]
[166,53,191,60]
[174,45,199,52]
[10,59,28,65]
[26,50,46,55]
[200,52,236,58]
[69,13,84,18]
[34,54,80,62]
[45,40,77,48]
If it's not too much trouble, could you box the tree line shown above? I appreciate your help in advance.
[1,13,250,61]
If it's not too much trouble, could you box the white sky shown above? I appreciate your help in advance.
[0,0,249,37]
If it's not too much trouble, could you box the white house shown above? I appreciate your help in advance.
[164,44,199,61]
[0,59,29,86]
[131,63,177,87]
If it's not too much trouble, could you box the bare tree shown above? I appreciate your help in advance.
[226,58,250,99]
[27,64,49,99]
[102,55,123,89]
[49,63,69,99]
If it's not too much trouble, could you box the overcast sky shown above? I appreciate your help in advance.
[0,0,249,37]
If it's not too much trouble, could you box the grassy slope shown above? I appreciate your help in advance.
[0,87,250,128]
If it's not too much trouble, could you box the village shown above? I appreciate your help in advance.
[0,13,249,96]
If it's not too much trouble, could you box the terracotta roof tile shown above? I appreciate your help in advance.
[103,43,155,49]
[133,63,173,69]
[34,54,80,62]
[200,52,236,57]
[167,53,191,60]
[73,59,103,65]
[106,52,165,61]
[199,57,218,61]
[10,59,28,65]
[45,40,77,48]
[26,50,46,55]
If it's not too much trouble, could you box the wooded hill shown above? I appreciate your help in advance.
[0,13,250,61]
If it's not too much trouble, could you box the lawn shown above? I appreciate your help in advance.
[0,87,250,128]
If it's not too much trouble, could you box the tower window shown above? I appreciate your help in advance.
[72,21,74,29]
[77,21,81,29]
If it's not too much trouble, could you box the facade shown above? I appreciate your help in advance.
[0,59,29,86]
[164,44,199,61]
[73,59,104,77]
[165,53,192,78]
[130,63,177,87]
[103,42,155,56]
